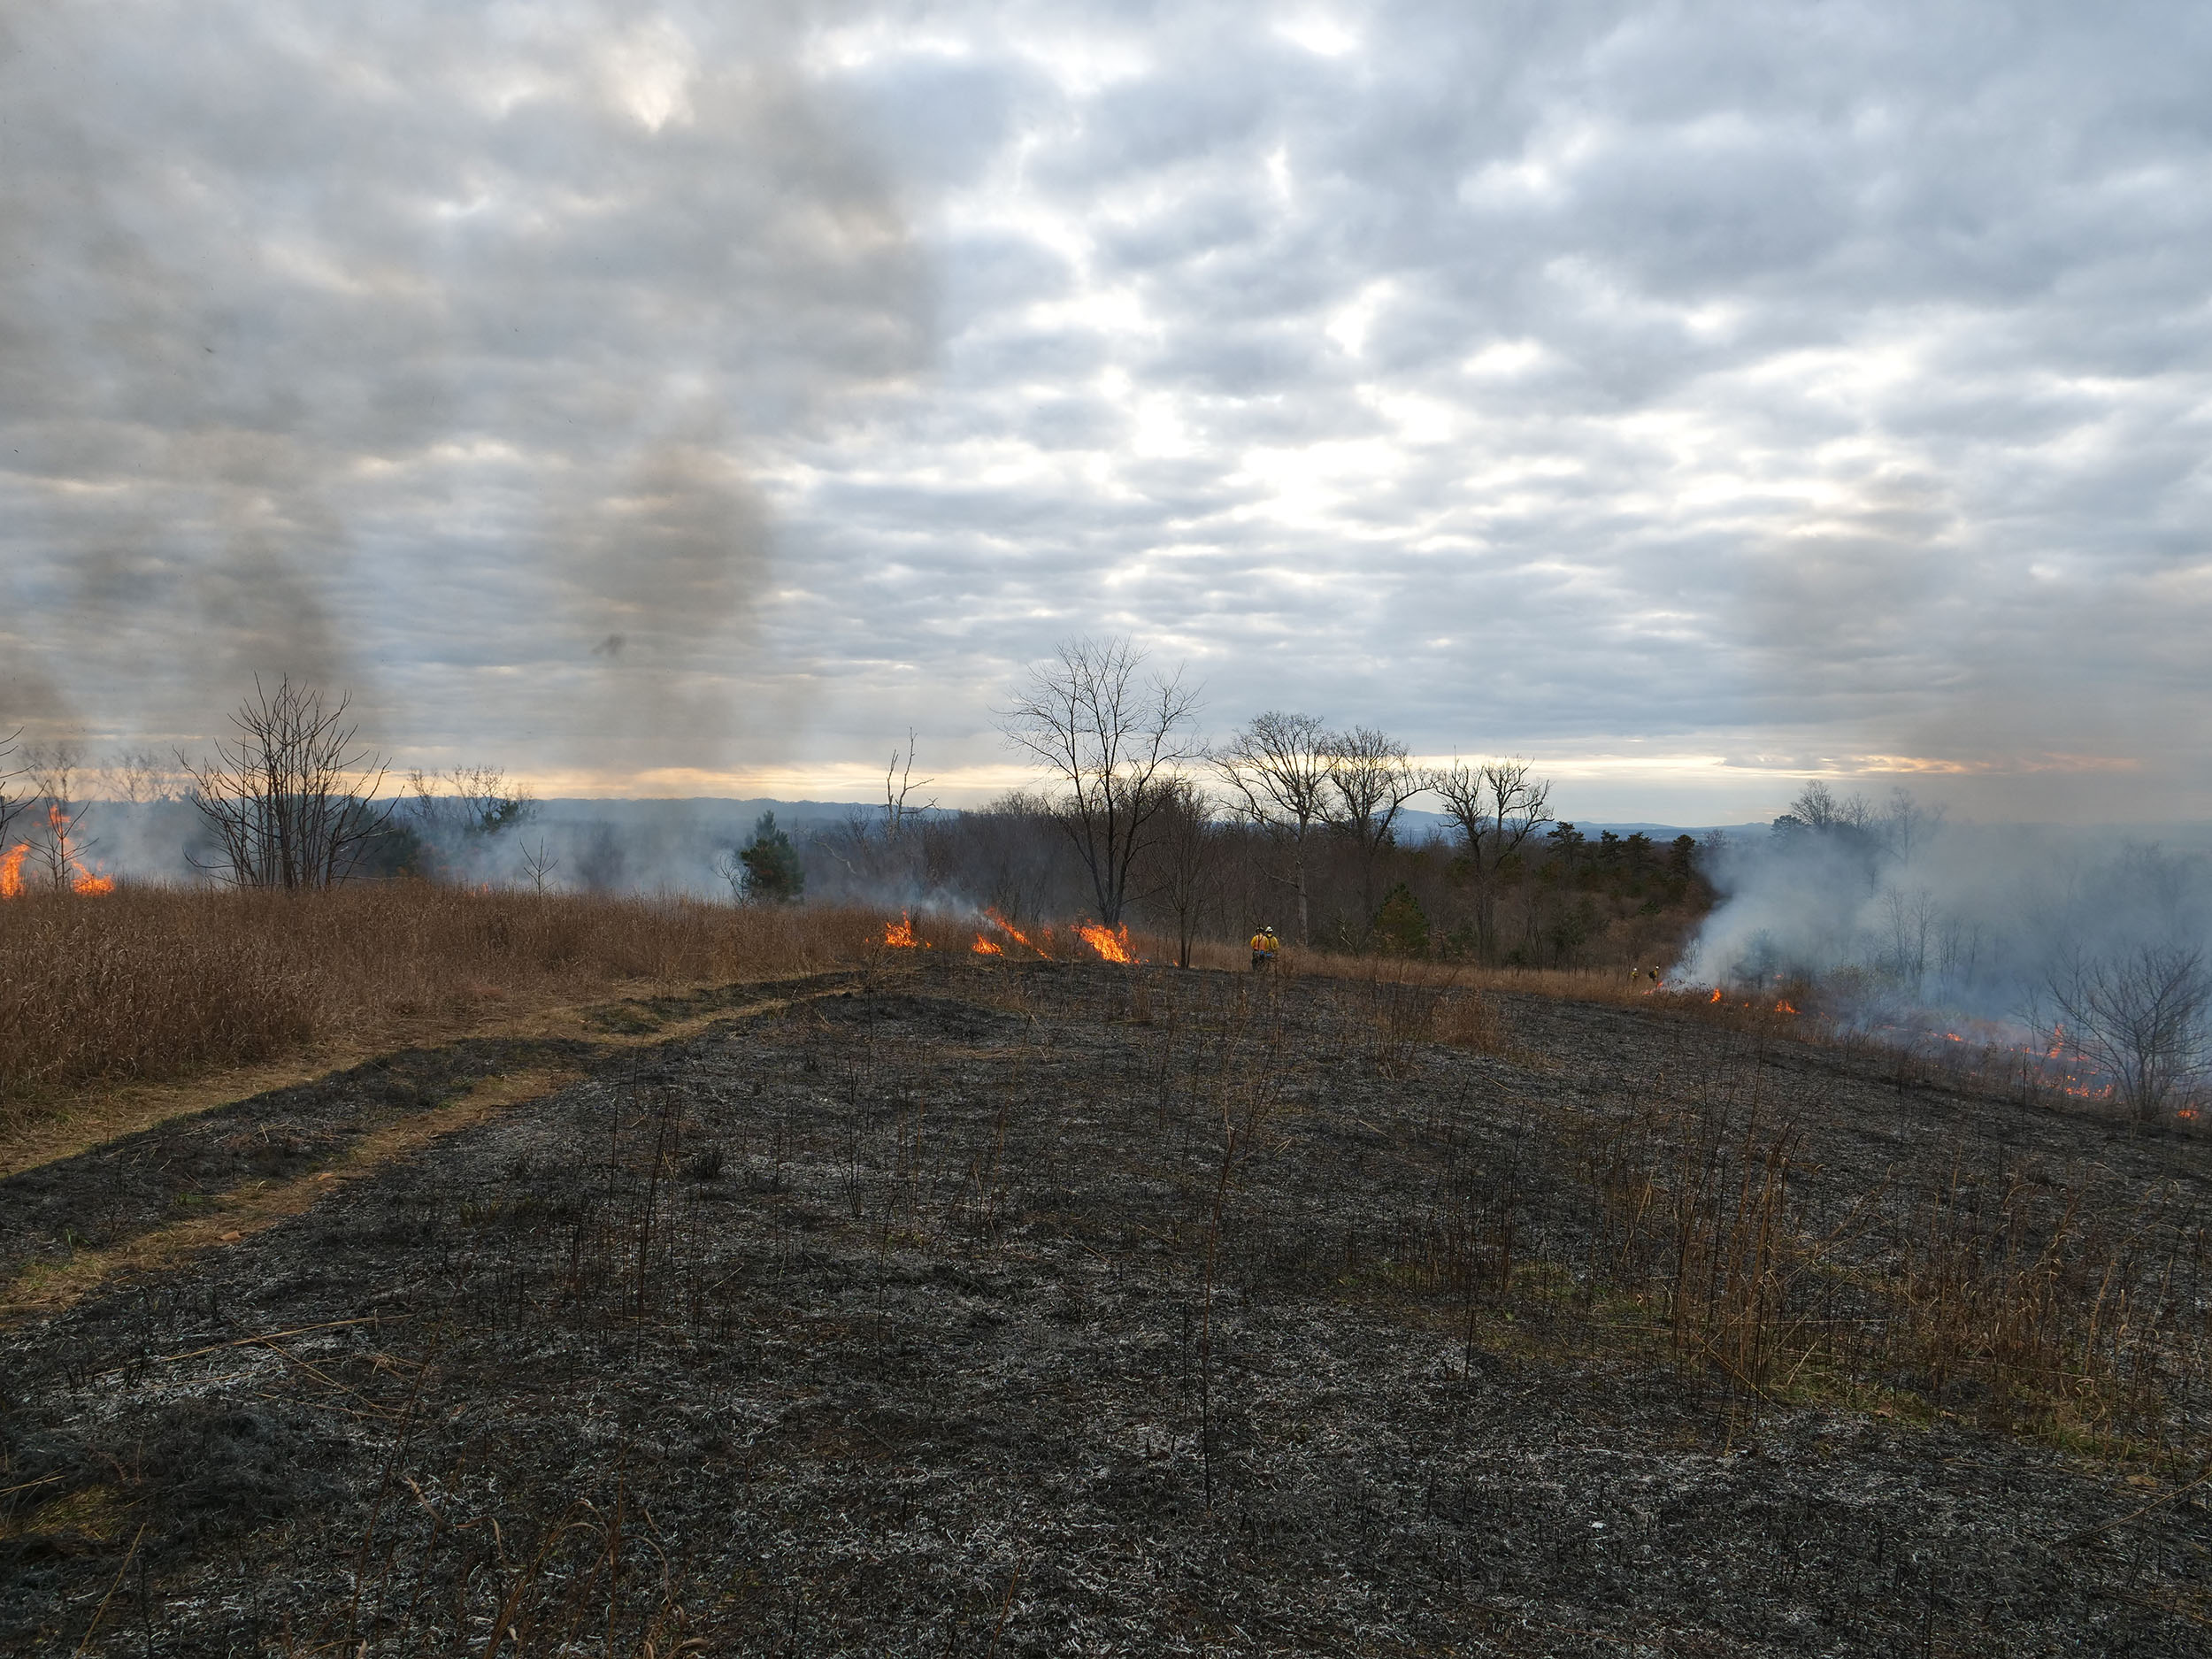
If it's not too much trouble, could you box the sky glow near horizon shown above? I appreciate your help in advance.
[4,1,2210,826]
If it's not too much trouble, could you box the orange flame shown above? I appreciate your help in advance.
[883,912,922,948]
[1075,921,1134,964]
[1774,1001,1798,1015]
[1708,988,1723,1003]
[971,935,1003,956]
[0,805,116,896]
[982,908,1047,957]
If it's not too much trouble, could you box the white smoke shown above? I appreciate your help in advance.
[1681,787,2212,1087]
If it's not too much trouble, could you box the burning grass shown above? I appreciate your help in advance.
[883,907,1133,964]
[0,808,116,898]
[5,887,1645,1157]
[12,875,2170,1202]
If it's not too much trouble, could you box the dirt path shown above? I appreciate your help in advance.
[0,972,871,1311]
[5,959,2211,1655]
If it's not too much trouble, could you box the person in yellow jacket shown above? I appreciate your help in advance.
[1249,926,1279,971]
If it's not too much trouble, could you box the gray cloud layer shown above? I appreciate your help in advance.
[1,0,926,773]
[4,2,2208,820]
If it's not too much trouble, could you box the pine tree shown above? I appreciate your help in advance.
[1371,882,1429,957]
[738,810,804,903]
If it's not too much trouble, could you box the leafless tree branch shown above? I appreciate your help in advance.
[2039,944,2212,1125]
[997,635,1203,926]
[1423,757,1554,962]
[0,727,23,854]
[22,742,98,893]
[1326,726,1419,924]
[884,730,937,841]
[180,677,396,890]
[1214,710,1333,945]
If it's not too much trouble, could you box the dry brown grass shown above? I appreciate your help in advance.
[1430,987,1509,1052]
[0,885,887,1112]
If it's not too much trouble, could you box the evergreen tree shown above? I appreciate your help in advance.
[1371,882,1430,956]
[738,810,804,902]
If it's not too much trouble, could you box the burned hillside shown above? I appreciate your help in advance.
[5,957,2212,1655]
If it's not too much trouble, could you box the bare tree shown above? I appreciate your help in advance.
[23,743,97,893]
[1880,884,1939,992]
[1216,710,1333,946]
[518,837,560,894]
[712,845,749,905]
[0,727,23,856]
[1425,757,1553,962]
[1326,726,1419,928]
[180,677,396,889]
[93,749,182,804]
[998,636,1203,926]
[883,729,937,841]
[1786,780,1872,832]
[1142,774,1217,969]
[2039,944,2212,1126]
[1879,786,1944,865]
[406,764,533,841]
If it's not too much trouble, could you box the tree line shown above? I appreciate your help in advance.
[816,635,1712,969]
[3,648,1715,973]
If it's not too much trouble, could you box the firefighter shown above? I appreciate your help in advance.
[1249,926,1279,971]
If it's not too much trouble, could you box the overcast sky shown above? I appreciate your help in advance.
[4,0,2209,824]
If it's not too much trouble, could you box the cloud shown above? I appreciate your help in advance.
[0,0,929,772]
[3,0,2207,823]
[766,0,2212,819]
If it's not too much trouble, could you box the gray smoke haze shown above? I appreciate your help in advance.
[0,0,927,774]
[50,794,867,899]
[1683,800,2212,1090]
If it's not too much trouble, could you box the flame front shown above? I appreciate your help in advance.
[883,912,920,948]
[971,935,1002,956]
[1075,921,1134,964]
[980,908,1047,957]
[0,837,113,897]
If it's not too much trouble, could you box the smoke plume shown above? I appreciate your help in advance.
[0,1,930,775]
[1682,788,2212,1102]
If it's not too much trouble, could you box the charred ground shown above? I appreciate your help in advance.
[4,957,2212,1655]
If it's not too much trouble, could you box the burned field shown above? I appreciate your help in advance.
[6,960,2212,1655]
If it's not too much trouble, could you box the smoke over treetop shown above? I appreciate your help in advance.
[0,0,929,772]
